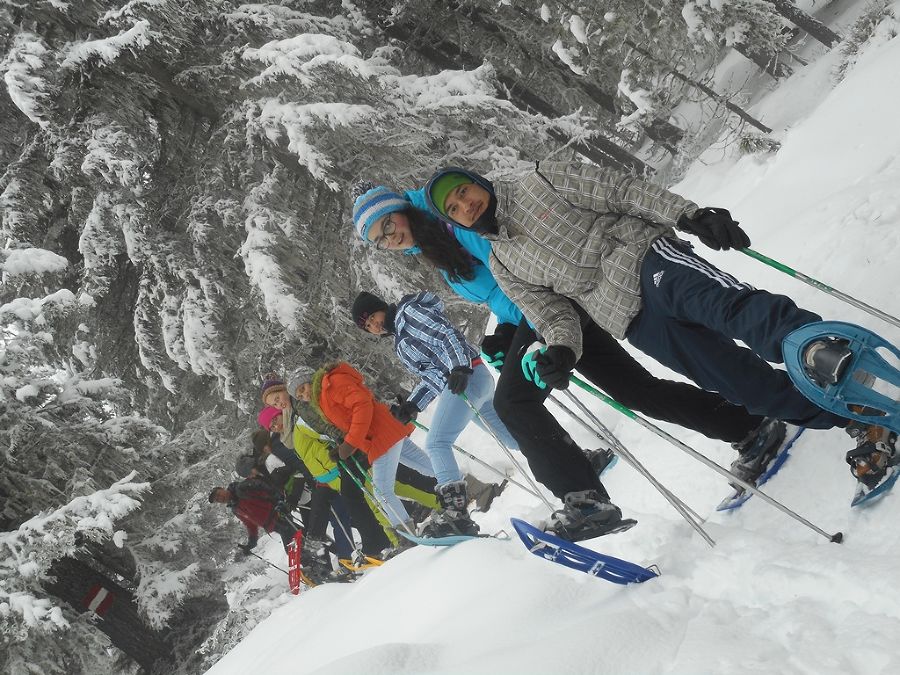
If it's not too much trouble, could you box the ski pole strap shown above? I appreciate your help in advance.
[741,248,900,330]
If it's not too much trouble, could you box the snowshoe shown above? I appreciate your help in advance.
[847,421,900,506]
[543,490,636,542]
[512,518,658,585]
[717,425,803,511]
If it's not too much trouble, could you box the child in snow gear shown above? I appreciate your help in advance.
[261,376,446,538]
[259,388,391,557]
[351,289,519,536]
[251,423,354,560]
[420,164,897,496]
[293,363,440,540]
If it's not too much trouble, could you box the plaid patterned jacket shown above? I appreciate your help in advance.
[485,162,697,358]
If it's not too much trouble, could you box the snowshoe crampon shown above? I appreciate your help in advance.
[717,426,804,512]
[511,518,658,585]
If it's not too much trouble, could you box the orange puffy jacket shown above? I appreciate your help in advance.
[318,363,414,463]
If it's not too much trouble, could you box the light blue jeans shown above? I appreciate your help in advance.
[371,437,435,526]
[426,363,519,485]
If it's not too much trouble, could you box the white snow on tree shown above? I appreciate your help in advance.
[0,473,149,642]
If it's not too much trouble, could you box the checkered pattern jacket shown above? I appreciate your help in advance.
[485,162,697,357]
[394,291,478,411]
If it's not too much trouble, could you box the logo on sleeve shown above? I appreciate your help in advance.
[653,271,664,287]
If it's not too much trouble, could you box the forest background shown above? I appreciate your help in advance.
[0,0,889,673]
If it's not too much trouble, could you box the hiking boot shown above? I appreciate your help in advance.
[728,418,787,486]
[846,421,900,494]
[381,520,418,559]
[543,490,636,542]
[300,538,333,583]
[803,338,852,387]
[417,480,481,537]
[583,448,617,477]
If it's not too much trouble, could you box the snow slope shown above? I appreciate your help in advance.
[207,29,900,675]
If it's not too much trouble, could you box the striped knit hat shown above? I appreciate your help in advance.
[260,373,286,404]
[352,181,408,243]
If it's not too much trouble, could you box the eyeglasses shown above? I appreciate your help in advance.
[373,215,396,251]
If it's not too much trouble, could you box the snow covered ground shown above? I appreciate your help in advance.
[207,22,900,675]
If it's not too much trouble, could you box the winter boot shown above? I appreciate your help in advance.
[583,448,617,478]
[301,538,334,584]
[803,338,852,387]
[728,418,787,487]
[543,490,637,542]
[381,519,418,559]
[845,419,900,497]
[417,480,481,538]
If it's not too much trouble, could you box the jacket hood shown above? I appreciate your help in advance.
[424,167,498,235]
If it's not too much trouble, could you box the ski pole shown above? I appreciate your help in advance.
[558,390,715,547]
[741,248,900,330]
[247,550,288,575]
[343,455,418,538]
[569,374,843,543]
[329,504,365,562]
[460,394,556,512]
[411,419,543,500]
[548,391,706,526]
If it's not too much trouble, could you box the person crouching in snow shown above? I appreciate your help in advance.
[351,290,514,537]
[294,361,445,544]
[208,479,331,582]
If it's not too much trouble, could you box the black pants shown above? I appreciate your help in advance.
[495,314,765,500]
[272,516,298,551]
[627,239,847,429]
[575,306,764,444]
[339,453,391,555]
[494,320,609,500]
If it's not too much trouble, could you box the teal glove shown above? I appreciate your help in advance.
[521,348,548,390]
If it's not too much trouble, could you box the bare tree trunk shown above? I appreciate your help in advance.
[43,557,174,674]
[765,0,841,47]
[625,41,772,134]
[732,41,793,79]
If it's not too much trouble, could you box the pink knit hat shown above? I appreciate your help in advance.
[257,406,282,430]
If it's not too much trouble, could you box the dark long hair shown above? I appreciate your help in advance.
[406,207,476,282]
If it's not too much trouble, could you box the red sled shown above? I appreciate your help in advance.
[287,530,304,595]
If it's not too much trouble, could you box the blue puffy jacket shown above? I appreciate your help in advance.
[404,187,524,327]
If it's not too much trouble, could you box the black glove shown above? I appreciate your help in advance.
[534,345,577,390]
[447,366,473,395]
[677,207,750,251]
[237,541,256,556]
[480,323,518,369]
[390,400,419,425]
[328,444,341,463]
